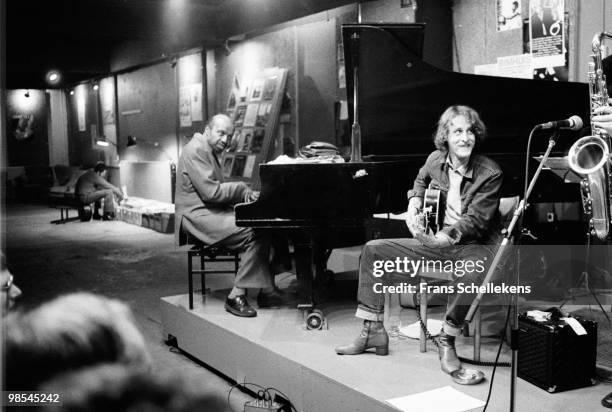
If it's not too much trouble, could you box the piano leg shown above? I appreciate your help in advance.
[292,234,330,330]
[293,239,315,312]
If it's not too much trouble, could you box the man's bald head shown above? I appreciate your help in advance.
[209,114,232,130]
[206,114,234,154]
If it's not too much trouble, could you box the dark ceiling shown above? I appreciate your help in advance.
[5,0,357,90]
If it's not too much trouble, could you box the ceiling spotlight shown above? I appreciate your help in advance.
[70,90,75,96]
[93,83,99,91]
[46,70,61,85]
[24,90,30,98]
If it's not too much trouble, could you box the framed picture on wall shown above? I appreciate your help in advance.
[243,155,256,178]
[250,78,264,101]
[250,128,265,153]
[222,67,287,188]
[262,77,277,101]
[234,105,247,127]
[243,103,259,127]
[228,129,241,152]
[227,89,237,112]
[11,114,35,141]
[256,103,272,127]
[238,128,253,152]
[222,155,234,177]
[231,155,246,177]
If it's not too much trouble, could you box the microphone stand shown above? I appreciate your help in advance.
[350,31,362,162]
[464,130,559,412]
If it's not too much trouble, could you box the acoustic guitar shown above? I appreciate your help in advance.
[417,188,442,234]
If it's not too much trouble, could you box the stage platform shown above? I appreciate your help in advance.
[160,277,612,412]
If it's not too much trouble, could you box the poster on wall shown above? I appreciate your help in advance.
[262,77,277,101]
[474,54,533,79]
[529,0,565,69]
[250,79,264,101]
[77,90,86,132]
[100,80,115,126]
[243,103,259,127]
[103,108,115,125]
[243,155,256,178]
[190,84,203,122]
[227,89,238,115]
[222,67,287,188]
[222,156,233,178]
[11,114,35,141]
[179,85,192,127]
[90,124,99,148]
[337,43,346,89]
[497,0,522,32]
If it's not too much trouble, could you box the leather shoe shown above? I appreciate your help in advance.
[602,392,612,409]
[102,212,115,221]
[92,213,102,220]
[335,320,389,356]
[225,295,257,317]
[436,331,462,374]
[257,289,286,308]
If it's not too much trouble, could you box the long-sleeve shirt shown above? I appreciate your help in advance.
[75,170,121,198]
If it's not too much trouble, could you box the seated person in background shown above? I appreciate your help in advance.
[4,292,150,390]
[1,252,22,313]
[75,162,124,220]
[175,114,284,318]
[335,105,503,376]
[40,364,229,412]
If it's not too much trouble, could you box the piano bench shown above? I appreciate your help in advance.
[187,242,240,310]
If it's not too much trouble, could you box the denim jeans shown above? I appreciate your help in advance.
[356,238,497,336]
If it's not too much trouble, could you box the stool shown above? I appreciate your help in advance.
[187,240,240,310]
[417,196,519,360]
[418,273,483,360]
[50,202,92,224]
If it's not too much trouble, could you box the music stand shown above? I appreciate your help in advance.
[532,155,582,183]
[535,156,612,322]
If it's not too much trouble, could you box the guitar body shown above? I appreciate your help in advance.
[420,188,442,234]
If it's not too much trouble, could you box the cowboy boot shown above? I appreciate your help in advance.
[335,320,389,356]
[437,330,462,374]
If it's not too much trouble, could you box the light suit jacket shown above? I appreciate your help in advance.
[174,132,248,246]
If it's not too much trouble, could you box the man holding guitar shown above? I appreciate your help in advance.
[336,105,504,376]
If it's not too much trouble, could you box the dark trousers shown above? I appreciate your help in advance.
[356,238,497,335]
[78,190,115,214]
[181,216,274,290]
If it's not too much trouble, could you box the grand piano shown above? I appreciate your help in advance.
[235,23,590,327]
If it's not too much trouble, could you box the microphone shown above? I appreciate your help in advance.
[536,115,583,131]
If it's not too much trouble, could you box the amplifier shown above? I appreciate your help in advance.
[517,313,597,393]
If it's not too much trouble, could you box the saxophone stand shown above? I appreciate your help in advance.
[559,220,611,323]
[464,131,558,412]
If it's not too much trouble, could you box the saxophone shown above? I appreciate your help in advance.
[568,32,612,240]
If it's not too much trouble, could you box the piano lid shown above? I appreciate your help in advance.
[342,23,590,158]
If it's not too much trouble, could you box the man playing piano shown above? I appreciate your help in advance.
[335,105,503,376]
[175,114,284,318]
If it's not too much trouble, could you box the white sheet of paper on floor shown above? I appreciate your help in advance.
[386,386,485,412]
[400,319,444,339]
